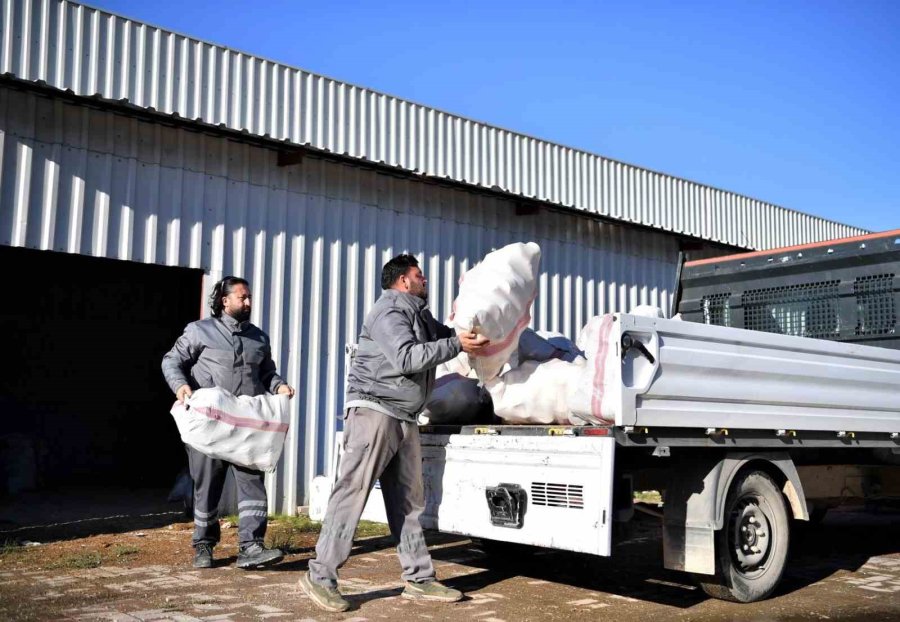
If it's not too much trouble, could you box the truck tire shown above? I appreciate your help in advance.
[698,469,790,603]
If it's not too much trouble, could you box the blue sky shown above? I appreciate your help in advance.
[89,0,899,233]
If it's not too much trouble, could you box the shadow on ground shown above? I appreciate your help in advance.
[423,506,900,609]
[0,486,190,543]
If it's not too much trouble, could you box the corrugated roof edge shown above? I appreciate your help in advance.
[1,74,755,252]
[62,1,865,234]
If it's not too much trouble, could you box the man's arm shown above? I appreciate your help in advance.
[162,325,201,395]
[259,346,287,394]
[369,308,462,375]
[433,315,492,356]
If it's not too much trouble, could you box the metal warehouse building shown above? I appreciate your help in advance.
[0,0,866,514]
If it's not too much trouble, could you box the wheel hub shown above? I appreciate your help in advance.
[731,499,772,572]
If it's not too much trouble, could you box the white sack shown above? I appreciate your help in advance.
[486,359,579,425]
[170,387,290,472]
[435,351,472,379]
[568,314,619,425]
[450,242,541,381]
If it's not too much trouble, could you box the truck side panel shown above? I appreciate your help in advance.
[616,314,900,434]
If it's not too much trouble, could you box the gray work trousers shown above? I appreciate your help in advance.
[308,407,435,588]
[186,445,268,548]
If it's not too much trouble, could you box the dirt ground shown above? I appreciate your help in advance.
[1,497,899,622]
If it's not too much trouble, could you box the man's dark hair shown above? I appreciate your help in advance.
[209,276,249,317]
[381,254,419,290]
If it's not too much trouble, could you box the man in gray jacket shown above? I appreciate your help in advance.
[162,276,294,570]
[299,254,488,612]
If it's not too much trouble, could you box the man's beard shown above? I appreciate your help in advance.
[228,308,251,322]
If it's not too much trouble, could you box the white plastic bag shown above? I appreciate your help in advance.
[486,359,579,425]
[170,387,290,472]
[451,242,541,381]
[435,351,472,379]
[568,314,619,425]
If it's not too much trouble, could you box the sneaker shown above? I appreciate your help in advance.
[236,542,284,569]
[402,580,464,602]
[193,543,213,569]
[298,571,351,612]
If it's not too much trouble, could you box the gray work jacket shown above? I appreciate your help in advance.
[345,289,461,422]
[162,313,285,398]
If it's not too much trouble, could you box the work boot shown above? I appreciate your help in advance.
[236,542,284,569]
[298,571,351,612]
[193,543,213,569]
[401,580,464,602]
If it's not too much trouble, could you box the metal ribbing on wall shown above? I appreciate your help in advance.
[1,86,716,509]
[1,0,865,250]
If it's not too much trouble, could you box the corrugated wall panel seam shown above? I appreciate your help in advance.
[0,85,730,510]
[0,0,865,250]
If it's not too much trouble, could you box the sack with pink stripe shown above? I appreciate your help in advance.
[487,359,580,425]
[170,387,291,472]
[566,314,621,425]
[566,306,666,425]
[450,242,542,381]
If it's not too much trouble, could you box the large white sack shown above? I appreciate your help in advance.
[574,306,665,358]
[170,387,291,472]
[486,359,579,425]
[568,314,619,425]
[435,351,472,379]
[450,242,541,381]
[567,307,665,425]
[418,374,491,425]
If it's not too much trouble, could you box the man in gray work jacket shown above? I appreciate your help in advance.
[162,276,294,570]
[299,254,489,612]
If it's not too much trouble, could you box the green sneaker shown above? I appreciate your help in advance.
[402,580,464,602]
[298,571,350,612]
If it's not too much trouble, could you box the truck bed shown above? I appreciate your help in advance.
[592,313,900,436]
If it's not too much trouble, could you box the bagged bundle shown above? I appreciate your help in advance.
[170,387,291,472]
[567,306,665,425]
[435,350,472,379]
[418,374,492,426]
[516,328,559,364]
[568,314,619,425]
[451,242,541,381]
[517,328,585,365]
[486,359,579,425]
[420,351,491,425]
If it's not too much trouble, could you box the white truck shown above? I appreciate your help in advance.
[321,313,900,603]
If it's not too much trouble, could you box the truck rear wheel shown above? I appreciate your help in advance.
[698,470,790,602]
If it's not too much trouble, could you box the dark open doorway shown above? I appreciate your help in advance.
[0,246,202,516]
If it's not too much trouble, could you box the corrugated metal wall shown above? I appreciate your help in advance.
[0,85,721,510]
[0,0,866,250]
